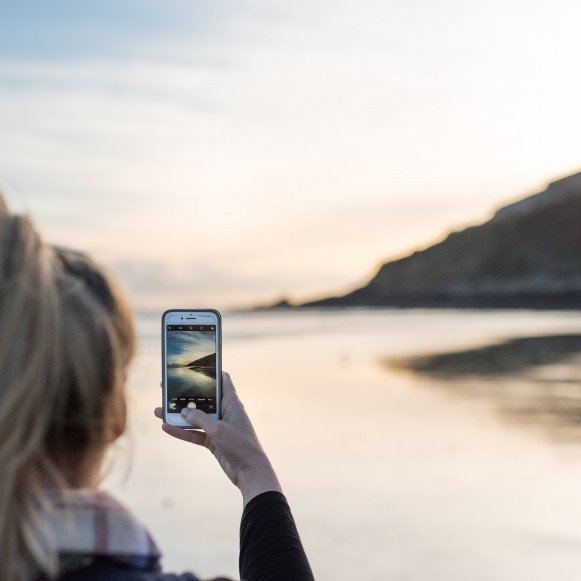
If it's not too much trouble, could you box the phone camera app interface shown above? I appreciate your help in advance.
[166,324,216,413]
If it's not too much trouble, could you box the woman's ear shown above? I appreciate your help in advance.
[111,393,127,441]
[108,374,127,442]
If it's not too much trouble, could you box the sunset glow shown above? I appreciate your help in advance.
[1,1,581,308]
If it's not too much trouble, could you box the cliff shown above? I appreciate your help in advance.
[187,353,216,368]
[302,172,581,309]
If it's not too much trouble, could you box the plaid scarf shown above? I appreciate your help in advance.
[40,488,162,576]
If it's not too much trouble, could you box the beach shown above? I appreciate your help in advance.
[104,308,581,580]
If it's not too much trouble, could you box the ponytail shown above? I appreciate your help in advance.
[0,195,135,580]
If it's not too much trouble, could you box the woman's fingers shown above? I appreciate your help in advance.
[155,406,211,445]
[154,406,215,433]
[162,423,207,446]
[181,408,216,431]
[222,371,238,400]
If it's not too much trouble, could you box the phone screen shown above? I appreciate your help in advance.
[165,324,217,414]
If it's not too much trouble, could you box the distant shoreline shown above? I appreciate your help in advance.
[300,293,581,310]
[253,295,581,312]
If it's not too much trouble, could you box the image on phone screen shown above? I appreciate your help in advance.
[166,324,217,414]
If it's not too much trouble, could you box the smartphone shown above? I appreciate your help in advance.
[162,309,222,427]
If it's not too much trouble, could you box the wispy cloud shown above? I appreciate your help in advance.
[2,1,581,308]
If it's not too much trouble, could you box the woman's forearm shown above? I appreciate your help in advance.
[237,457,283,507]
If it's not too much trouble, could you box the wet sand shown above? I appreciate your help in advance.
[104,309,581,581]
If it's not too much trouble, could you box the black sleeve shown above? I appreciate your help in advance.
[239,491,315,581]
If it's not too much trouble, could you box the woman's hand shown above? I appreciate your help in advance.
[154,371,282,506]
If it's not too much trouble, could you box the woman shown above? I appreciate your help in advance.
[0,196,314,581]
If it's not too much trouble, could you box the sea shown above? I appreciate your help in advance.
[103,308,581,581]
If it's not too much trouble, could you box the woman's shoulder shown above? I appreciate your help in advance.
[39,489,231,581]
[57,555,233,581]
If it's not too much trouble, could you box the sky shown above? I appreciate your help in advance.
[166,330,215,367]
[1,0,581,310]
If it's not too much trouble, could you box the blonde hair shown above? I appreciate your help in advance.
[0,195,136,580]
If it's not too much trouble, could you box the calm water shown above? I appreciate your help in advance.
[104,309,581,580]
[167,366,216,398]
